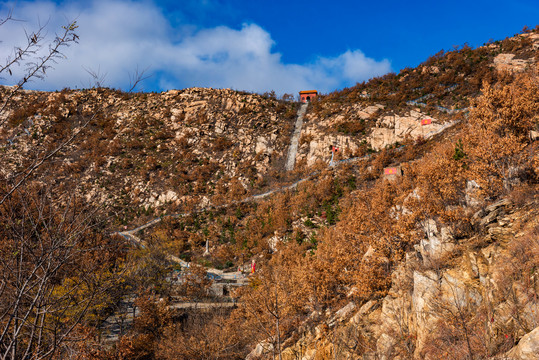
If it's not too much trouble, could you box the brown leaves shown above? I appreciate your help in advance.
[181,264,212,299]
[465,69,539,198]
[0,185,126,359]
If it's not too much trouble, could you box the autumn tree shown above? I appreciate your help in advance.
[238,249,310,360]
[180,264,212,300]
[0,186,125,359]
[157,307,246,360]
[465,70,539,198]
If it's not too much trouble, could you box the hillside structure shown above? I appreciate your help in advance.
[299,90,318,103]
[383,165,402,181]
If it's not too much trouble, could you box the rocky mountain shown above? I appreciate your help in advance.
[1,86,300,225]
[1,28,539,360]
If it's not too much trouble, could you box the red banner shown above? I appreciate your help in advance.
[421,118,432,126]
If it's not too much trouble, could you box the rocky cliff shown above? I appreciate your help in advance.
[248,198,539,360]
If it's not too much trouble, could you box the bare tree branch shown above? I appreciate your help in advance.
[0,20,79,127]
[82,65,108,88]
[127,65,152,93]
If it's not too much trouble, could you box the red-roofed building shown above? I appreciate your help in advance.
[299,90,318,103]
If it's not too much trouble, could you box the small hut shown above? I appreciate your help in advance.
[299,90,318,103]
[383,165,402,181]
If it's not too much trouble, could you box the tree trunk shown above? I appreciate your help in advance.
[276,316,282,360]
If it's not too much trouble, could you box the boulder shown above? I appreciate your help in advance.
[416,219,454,261]
[493,53,530,72]
[376,333,396,360]
[412,271,439,356]
[503,326,539,360]
[246,340,274,360]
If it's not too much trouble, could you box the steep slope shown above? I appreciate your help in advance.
[270,199,539,360]
[293,30,539,167]
[242,30,539,358]
[0,87,298,225]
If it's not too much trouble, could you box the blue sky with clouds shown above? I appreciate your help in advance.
[1,0,538,95]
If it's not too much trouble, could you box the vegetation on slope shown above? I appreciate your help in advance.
[1,26,538,360]
[76,65,539,359]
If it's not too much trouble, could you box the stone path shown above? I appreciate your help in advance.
[285,102,308,171]
[115,152,372,257]
[114,152,375,284]
[117,230,246,281]
[101,297,237,342]
[168,301,237,310]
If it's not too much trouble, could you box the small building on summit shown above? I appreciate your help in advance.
[299,90,318,103]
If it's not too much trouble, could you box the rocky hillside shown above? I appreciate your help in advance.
[2,30,538,224]
[241,29,539,360]
[295,30,539,166]
[1,87,300,225]
[1,28,539,360]
[264,198,539,360]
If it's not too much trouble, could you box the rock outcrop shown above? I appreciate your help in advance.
[502,326,539,360]
[0,87,298,219]
[278,199,539,359]
[369,110,446,150]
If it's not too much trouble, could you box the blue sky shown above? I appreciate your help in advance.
[1,0,538,95]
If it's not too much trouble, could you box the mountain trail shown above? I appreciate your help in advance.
[285,102,308,171]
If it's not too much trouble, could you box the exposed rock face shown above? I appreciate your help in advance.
[493,53,531,72]
[255,136,273,155]
[415,219,455,262]
[370,110,444,150]
[279,201,539,360]
[298,103,384,166]
[246,341,274,360]
[492,32,539,73]
[297,104,454,167]
[301,133,362,167]
[503,326,539,360]
[411,270,439,355]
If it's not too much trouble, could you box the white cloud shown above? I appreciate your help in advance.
[0,0,392,94]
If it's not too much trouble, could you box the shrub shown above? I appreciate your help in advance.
[212,136,233,152]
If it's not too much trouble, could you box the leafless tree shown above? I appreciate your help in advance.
[127,65,151,93]
[240,263,306,360]
[0,187,125,359]
[0,10,82,207]
[0,13,79,126]
[82,65,108,89]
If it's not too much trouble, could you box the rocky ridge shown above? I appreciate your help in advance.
[1,87,299,224]
[252,199,539,360]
